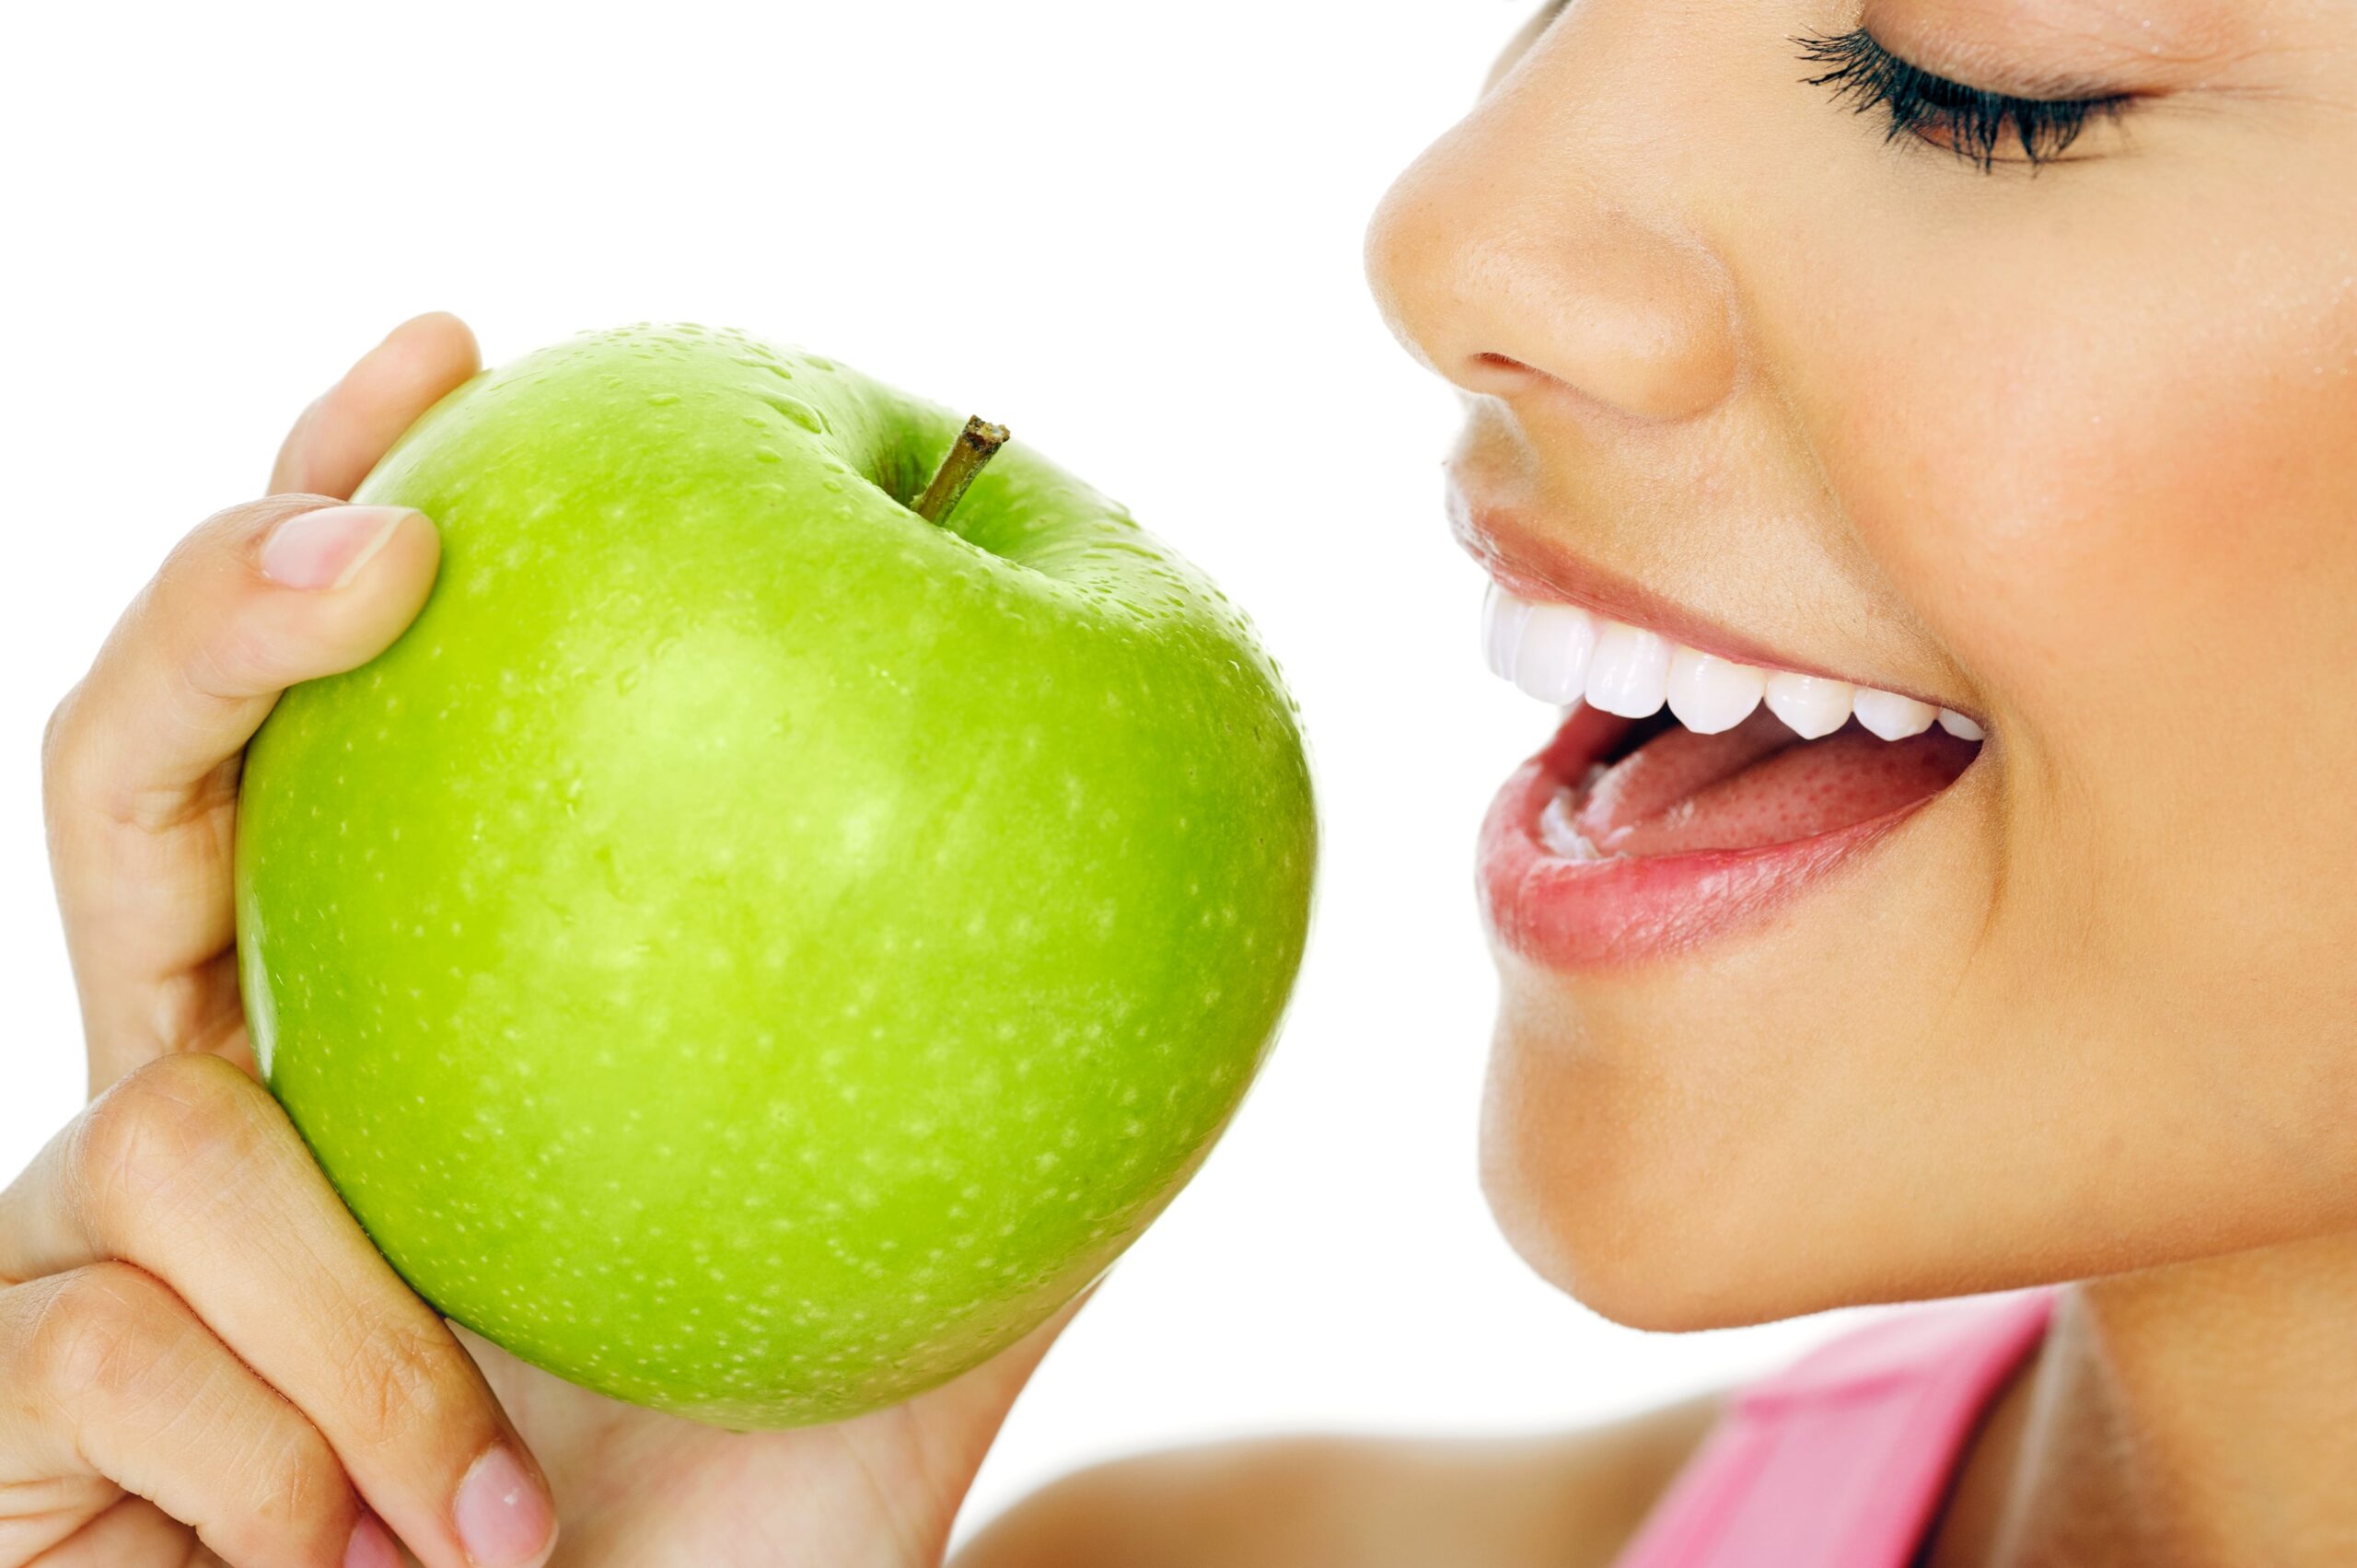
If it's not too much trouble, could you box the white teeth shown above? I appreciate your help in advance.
[1585,621,1673,718]
[1762,672,1855,739]
[1480,586,1985,745]
[1666,646,1766,735]
[1852,687,1936,740]
[1482,583,1534,682]
[1511,602,1598,703]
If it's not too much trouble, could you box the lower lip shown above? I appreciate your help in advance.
[1478,705,1947,970]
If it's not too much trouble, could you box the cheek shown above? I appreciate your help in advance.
[1782,149,2357,1179]
[1823,192,2357,929]
[1803,161,2357,707]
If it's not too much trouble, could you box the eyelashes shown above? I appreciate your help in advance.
[1795,29,2131,172]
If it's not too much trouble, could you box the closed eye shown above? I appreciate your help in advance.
[1796,29,2134,172]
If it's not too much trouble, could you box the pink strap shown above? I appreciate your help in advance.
[1612,1292,2055,1568]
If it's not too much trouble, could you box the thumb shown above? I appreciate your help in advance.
[46,495,442,1091]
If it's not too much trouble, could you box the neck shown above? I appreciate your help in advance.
[1932,1232,2357,1568]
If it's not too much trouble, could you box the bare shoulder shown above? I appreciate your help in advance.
[954,1394,1721,1568]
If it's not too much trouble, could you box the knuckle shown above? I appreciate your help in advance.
[178,500,277,575]
[39,570,182,806]
[38,683,87,811]
[341,1307,470,1451]
[10,1265,359,1568]
[22,1261,175,1397]
[191,611,291,707]
[72,1054,271,1234]
[244,1414,348,1538]
[37,504,287,823]
[190,1380,354,1566]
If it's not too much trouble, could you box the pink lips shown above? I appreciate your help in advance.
[1478,705,1977,970]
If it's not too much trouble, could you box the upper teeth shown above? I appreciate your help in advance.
[1482,584,1983,742]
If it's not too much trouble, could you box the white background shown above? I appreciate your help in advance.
[0,0,1863,1539]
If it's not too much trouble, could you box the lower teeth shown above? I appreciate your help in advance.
[1538,790,1609,861]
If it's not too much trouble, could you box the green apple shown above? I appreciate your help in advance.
[234,323,1316,1427]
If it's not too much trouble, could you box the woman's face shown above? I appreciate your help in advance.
[1365,0,2357,1329]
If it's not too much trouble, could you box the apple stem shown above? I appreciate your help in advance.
[912,416,1010,526]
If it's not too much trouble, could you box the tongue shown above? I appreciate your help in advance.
[1568,709,1978,856]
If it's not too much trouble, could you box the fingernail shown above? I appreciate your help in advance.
[259,505,414,591]
[344,1511,401,1568]
[454,1446,556,1567]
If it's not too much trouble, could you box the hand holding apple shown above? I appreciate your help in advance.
[23,315,1239,1565]
[234,322,1318,1427]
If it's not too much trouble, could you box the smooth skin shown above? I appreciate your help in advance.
[23,3,2357,1565]
[999,0,2357,1562]
[6,314,1074,1568]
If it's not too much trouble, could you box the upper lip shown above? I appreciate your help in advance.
[1448,476,1972,717]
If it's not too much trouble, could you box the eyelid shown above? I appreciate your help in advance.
[1798,28,2134,171]
[1868,1,2250,100]
[1863,26,2142,106]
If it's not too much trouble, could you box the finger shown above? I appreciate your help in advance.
[272,311,480,498]
[0,1261,371,1568]
[0,1053,557,1568]
[45,493,440,1090]
[16,1498,242,1568]
[7,1497,191,1568]
[48,311,470,1093]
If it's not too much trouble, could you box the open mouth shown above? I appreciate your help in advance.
[1477,585,1984,969]
[1538,704,1978,860]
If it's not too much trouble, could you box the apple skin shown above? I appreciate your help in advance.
[234,324,1315,1427]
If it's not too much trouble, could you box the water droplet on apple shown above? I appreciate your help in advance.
[647,391,681,407]
[758,393,828,434]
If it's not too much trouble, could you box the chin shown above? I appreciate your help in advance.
[1463,691,2021,1330]
[1472,946,1985,1336]
[1477,1003,1786,1334]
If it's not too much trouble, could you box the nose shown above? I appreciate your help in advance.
[1365,27,1740,424]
